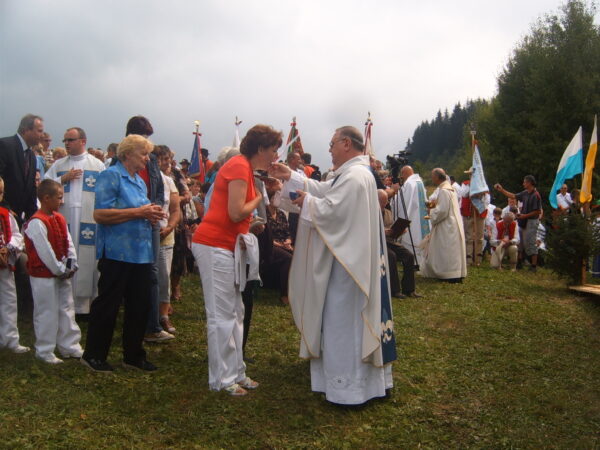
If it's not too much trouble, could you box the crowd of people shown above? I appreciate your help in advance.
[0,112,564,405]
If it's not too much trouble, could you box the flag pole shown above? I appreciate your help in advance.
[233,116,242,148]
[469,123,477,266]
[190,120,205,182]
[364,112,373,156]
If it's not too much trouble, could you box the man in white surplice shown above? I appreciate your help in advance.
[269,126,395,405]
[394,165,430,267]
[420,168,467,282]
[45,127,104,314]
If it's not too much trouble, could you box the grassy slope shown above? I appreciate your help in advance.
[1,266,599,449]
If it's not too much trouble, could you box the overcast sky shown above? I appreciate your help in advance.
[0,0,584,170]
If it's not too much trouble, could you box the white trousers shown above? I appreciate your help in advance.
[192,243,246,391]
[30,277,83,358]
[310,259,392,405]
[490,244,519,269]
[158,245,174,304]
[0,268,22,349]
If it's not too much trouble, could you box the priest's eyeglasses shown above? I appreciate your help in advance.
[329,138,346,148]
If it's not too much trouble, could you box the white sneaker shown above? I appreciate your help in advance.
[60,350,83,359]
[36,353,64,364]
[144,330,175,342]
[10,345,31,354]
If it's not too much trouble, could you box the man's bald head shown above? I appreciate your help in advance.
[287,151,301,170]
[431,168,446,186]
[377,189,388,210]
[400,165,414,182]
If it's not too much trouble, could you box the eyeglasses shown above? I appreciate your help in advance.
[62,138,80,143]
[329,138,347,148]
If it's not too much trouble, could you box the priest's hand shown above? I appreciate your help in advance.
[268,163,292,181]
[61,168,83,184]
[292,190,307,207]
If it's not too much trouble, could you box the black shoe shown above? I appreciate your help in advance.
[529,266,537,273]
[81,355,113,373]
[406,292,423,298]
[122,359,158,372]
[392,292,406,299]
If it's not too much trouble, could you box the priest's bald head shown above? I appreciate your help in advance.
[329,126,365,170]
[431,168,447,186]
[400,165,414,182]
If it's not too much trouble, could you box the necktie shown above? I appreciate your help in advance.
[23,148,31,177]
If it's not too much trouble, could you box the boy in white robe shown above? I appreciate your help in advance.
[24,179,83,364]
[0,177,30,353]
[269,126,396,405]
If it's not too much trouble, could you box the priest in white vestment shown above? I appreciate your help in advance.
[394,165,430,267]
[45,127,104,314]
[269,126,396,405]
[420,168,467,282]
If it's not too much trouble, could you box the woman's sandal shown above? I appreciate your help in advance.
[224,383,247,396]
[239,377,259,390]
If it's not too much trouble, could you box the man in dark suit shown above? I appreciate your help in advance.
[0,114,45,224]
[0,114,45,319]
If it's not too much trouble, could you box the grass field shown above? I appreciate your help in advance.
[1,265,599,449]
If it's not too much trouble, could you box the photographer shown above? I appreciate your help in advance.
[378,190,421,299]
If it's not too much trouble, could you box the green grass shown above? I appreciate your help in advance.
[1,265,599,449]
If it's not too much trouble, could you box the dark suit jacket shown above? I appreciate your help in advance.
[0,134,37,223]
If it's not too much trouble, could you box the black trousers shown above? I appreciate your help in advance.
[288,213,299,245]
[387,243,416,295]
[83,258,152,363]
[242,280,258,353]
[260,246,292,297]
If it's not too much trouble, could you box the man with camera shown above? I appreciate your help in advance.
[378,190,421,298]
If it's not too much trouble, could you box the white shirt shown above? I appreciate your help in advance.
[556,192,573,209]
[490,220,520,247]
[16,133,27,152]
[24,218,77,276]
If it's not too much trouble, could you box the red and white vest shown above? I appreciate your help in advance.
[493,220,518,250]
[0,206,12,248]
[24,211,69,278]
[460,180,488,218]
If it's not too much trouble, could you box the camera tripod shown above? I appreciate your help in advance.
[392,177,420,272]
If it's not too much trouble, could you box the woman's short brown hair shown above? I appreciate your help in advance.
[152,144,171,159]
[240,125,283,159]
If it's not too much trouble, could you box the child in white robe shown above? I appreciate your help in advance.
[0,177,30,353]
[24,179,83,364]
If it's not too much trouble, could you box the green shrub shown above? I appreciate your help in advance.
[546,213,600,285]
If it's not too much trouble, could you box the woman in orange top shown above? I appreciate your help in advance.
[192,124,282,396]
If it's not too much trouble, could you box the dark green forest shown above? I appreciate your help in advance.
[408,0,600,204]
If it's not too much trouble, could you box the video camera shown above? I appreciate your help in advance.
[386,150,411,184]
